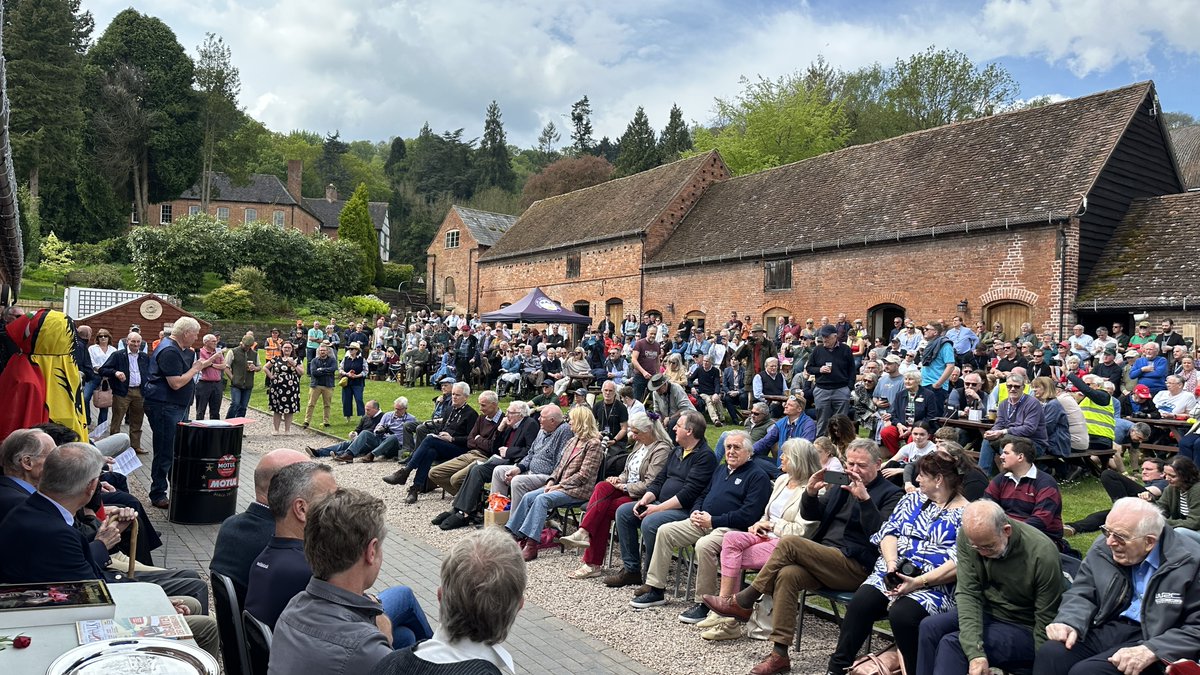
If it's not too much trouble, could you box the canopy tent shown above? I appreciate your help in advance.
[481,287,591,324]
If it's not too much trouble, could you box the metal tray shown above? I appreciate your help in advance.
[46,637,218,674]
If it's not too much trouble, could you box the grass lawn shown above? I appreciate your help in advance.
[241,355,1112,551]
[18,276,58,301]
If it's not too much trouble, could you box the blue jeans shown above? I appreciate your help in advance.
[1180,434,1200,463]
[227,387,252,419]
[506,487,583,540]
[146,402,189,503]
[313,440,351,457]
[614,502,687,576]
[84,378,109,425]
[378,586,432,649]
[714,431,730,462]
[342,385,364,418]
[343,430,383,458]
[405,436,467,489]
[372,434,409,459]
[918,609,1034,675]
[979,438,998,476]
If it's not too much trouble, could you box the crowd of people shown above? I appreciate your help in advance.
[5,301,1200,674]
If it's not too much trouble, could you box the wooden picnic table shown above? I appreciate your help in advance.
[936,416,995,432]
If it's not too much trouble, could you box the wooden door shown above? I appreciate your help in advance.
[984,302,1031,341]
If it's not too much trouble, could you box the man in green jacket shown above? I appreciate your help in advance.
[918,500,1064,675]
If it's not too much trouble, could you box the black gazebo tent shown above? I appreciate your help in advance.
[481,287,591,324]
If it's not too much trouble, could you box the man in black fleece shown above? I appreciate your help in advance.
[605,411,717,588]
[805,324,856,436]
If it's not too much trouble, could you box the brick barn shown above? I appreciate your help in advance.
[477,81,1186,341]
[77,293,212,345]
[426,206,518,314]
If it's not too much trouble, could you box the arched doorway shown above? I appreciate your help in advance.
[572,300,590,345]
[763,307,790,340]
[685,310,707,334]
[645,309,663,323]
[868,303,907,342]
[442,276,456,304]
[984,302,1031,340]
[605,298,624,330]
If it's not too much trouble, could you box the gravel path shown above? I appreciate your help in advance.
[134,405,850,674]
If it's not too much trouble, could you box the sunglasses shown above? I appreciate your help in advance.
[1100,525,1142,546]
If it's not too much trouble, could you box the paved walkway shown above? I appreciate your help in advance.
[127,416,653,675]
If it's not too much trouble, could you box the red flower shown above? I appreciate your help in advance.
[12,635,30,649]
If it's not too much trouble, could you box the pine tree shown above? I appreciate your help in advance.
[337,183,379,290]
[316,131,351,196]
[570,95,594,155]
[475,101,516,191]
[658,104,692,161]
[535,121,561,168]
[383,137,407,183]
[614,107,660,177]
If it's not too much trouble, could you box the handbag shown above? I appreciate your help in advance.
[93,378,114,409]
[848,645,905,675]
[338,375,350,388]
[745,594,774,641]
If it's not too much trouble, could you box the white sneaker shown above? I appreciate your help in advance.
[701,618,744,641]
[560,529,591,550]
[695,610,724,629]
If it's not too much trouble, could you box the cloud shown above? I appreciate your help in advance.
[79,0,1199,147]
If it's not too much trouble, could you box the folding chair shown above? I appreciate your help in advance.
[242,610,273,675]
[211,571,250,675]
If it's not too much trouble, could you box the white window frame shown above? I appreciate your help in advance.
[160,204,172,224]
[445,230,460,249]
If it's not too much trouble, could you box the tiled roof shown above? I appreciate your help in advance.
[452,205,517,247]
[304,197,389,233]
[479,151,720,261]
[1172,125,1200,190]
[648,83,1155,267]
[1076,191,1200,308]
[180,172,298,205]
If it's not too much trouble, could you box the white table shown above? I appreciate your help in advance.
[4,582,196,673]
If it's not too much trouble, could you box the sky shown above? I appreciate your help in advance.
[79,0,1200,148]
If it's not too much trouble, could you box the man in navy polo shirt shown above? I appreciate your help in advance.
[143,316,215,509]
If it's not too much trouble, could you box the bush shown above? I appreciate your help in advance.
[304,236,364,301]
[65,264,125,289]
[74,238,131,266]
[297,299,343,322]
[191,310,219,323]
[128,214,233,296]
[204,283,254,318]
[378,262,415,289]
[341,294,390,319]
[229,266,287,315]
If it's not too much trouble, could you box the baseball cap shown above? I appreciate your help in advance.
[1134,384,1151,397]
[884,354,902,364]
[818,324,838,338]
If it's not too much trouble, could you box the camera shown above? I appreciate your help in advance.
[884,558,923,590]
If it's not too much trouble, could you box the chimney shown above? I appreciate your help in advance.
[286,160,302,202]
[325,184,338,202]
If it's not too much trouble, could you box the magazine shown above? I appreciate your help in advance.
[76,614,193,644]
[0,580,115,629]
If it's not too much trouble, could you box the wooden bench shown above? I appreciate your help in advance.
[1035,449,1116,477]
[1138,443,1179,457]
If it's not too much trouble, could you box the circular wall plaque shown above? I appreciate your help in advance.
[140,299,163,320]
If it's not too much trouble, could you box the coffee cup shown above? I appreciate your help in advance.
[968,409,982,422]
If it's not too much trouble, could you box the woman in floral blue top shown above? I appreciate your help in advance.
[827,450,972,675]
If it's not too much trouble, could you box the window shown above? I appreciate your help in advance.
[188,205,201,216]
[217,207,230,222]
[160,204,172,224]
[443,276,457,302]
[764,259,792,291]
[245,208,257,223]
[444,230,460,249]
[566,253,581,278]
[130,204,139,224]
[273,210,285,227]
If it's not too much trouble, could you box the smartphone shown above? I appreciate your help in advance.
[823,470,851,487]
[634,504,648,516]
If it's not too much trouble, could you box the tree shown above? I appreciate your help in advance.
[535,121,561,169]
[569,95,594,155]
[659,104,692,161]
[1164,111,1198,129]
[16,185,41,264]
[690,74,850,176]
[127,214,232,296]
[337,183,380,289]
[407,125,475,200]
[475,100,516,191]
[3,0,92,209]
[520,155,613,207]
[614,106,660,177]
[315,131,351,196]
[194,32,241,210]
[383,137,407,183]
[38,231,74,282]
[85,8,202,226]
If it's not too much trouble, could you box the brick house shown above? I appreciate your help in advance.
[476,82,1185,342]
[475,150,731,339]
[143,160,391,261]
[77,293,212,345]
[425,205,518,313]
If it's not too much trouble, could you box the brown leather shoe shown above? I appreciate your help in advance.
[362,453,375,463]
[750,651,791,675]
[604,568,642,588]
[521,539,538,562]
[702,593,752,622]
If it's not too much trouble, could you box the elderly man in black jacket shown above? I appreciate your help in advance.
[382,381,480,503]
[704,438,902,675]
[99,331,150,453]
[606,411,718,588]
